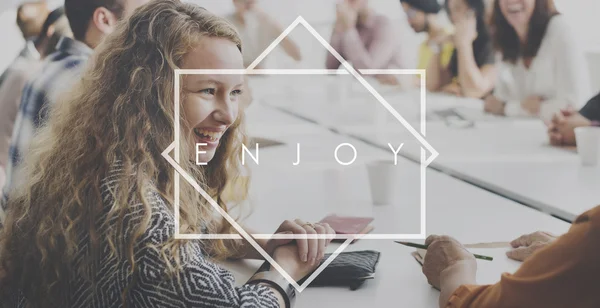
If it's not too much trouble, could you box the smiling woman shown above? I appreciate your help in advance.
[0,1,334,307]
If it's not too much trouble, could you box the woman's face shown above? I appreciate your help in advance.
[402,2,427,33]
[447,0,470,24]
[499,0,536,31]
[181,37,244,164]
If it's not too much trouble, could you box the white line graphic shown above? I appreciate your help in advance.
[164,16,438,292]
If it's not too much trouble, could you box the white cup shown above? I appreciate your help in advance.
[366,160,398,205]
[575,127,600,166]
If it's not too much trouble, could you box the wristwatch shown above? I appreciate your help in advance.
[247,271,296,308]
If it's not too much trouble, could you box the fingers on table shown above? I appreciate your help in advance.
[506,241,547,261]
[298,220,318,265]
[283,219,309,262]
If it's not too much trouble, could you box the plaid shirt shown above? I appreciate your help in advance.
[1,37,92,215]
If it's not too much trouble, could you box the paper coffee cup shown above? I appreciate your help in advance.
[366,160,398,205]
[575,127,600,166]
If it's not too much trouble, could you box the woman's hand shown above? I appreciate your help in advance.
[506,231,557,261]
[521,96,544,115]
[265,219,336,266]
[335,2,358,31]
[441,83,462,96]
[273,244,320,281]
[453,11,477,49]
[484,95,505,115]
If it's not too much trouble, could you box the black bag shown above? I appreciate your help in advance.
[255,250,381,290]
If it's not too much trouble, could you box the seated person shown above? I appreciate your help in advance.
[226,0,301,68]
[484,0,590,120]
[0,2,334,306]
[547,92,600,146]
[0,8,71,193]
[421,205,600,307]
[326,0,405,71]
[427,0,496,98]
[401,0,454,71]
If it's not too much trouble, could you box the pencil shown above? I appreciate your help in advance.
[395,241,494,261]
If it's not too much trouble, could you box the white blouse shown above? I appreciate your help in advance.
[494,15,591,121]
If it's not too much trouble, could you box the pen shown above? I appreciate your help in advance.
[395,241,494,261]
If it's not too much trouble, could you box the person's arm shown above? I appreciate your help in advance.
[426,49,452,92]
[579,92,600,122]
[326,25,345,69]
[534,18,591,122]
[443,206,600,308]
[455,43,496,98]
[493,63,530,117]
[337,17,398,70]
[135,206,283,308]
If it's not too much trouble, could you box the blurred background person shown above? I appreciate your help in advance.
[547,92,600,146]
[15,1,48,40]
[0,7,71,195]
[226,0,302,68]
[484,0,591,121]
[0,1,49,86]
[326,0,405,71]
[401,0,454,72]
[1,0,149,211]
[427,0,496,98]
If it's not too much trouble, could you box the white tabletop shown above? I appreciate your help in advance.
[253,82,599,221]
[222,103,571,307]
[224,153,570,308]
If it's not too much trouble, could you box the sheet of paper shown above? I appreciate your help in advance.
[412,247,522,285]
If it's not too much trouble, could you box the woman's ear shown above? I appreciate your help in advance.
[92,7,120,36]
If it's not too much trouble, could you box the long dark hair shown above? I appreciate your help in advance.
[492,0,559,63]
[446,0,493,76]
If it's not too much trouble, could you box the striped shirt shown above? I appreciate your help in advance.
[1,37,92,214]
[12,164,280,307]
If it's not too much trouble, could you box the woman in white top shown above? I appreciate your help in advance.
[484,0,591,120]
[226,0,301,68]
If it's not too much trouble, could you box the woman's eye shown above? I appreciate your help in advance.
[231,89,243,96]
[198,88,216,95]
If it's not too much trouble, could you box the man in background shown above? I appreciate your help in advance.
[0,7,71,193]
[1,0,150,214]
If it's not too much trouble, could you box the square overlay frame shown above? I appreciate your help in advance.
[160,16,438,291]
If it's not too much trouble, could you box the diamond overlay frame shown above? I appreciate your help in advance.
[161,16,439,292]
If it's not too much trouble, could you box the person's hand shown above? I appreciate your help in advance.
[453,11,477,48]
[507,231,557,261]
[335,2,358,31]
[441,83,462,96]
[521,96,544,115]
[375,74,400,86]
[547,108,591,146]
[422,235,476,290]
[484,95,505,116]
[273,244,320,281]
[265,219,336,266]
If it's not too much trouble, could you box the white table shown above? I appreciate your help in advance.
[254,84,598,221]
[225,151,570,308]
[226,104,571,307]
